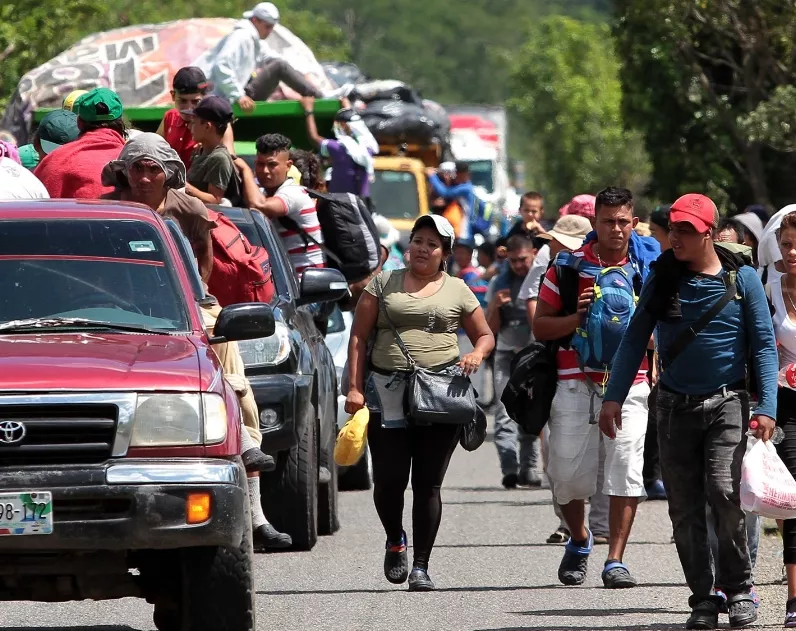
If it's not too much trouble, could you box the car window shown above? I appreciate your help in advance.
[0,219,189,331]
[370,170,420,220]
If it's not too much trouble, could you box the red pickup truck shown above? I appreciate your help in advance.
[0,200,275,631]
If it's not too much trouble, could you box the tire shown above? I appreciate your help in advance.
[318,419,340,535]
[339,445,372,491]
[263,411,318,551]
[153,504,256,631]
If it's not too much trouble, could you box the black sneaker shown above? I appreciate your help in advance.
[242,448,275,473]
[502,473,518,489]
[384,532,408,584]
[253,524,292,551]
[686,598,720,630]
[518,470,542,487]
[408,568,435,592]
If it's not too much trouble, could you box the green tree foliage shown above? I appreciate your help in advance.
[506,15,650,208]
[614,0,796,211]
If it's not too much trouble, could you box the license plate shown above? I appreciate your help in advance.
[0,492,53,536]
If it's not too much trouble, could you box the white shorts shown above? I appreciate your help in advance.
[547,379,649,505]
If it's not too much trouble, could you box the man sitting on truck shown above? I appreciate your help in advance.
[197,2,351,113]
[300,96,379,204]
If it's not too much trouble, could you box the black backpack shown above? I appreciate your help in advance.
[280,191,380,283]
[500,263,580,435]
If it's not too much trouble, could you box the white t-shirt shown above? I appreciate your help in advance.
[270,179,325,275]
[518,243,551,301]
[0,158,49,200]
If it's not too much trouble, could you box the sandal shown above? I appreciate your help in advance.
[727,592,757,628]
[384,531,408,584]
[601,560,637,589]
[558,530,592,586]
[546,527,570,544]
[685,598,720,630]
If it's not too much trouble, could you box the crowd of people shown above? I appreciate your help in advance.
[6,5,796,628]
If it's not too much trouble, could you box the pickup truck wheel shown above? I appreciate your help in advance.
[339,445,373,491]
[263,412,318,551]
[178,514,256,631]
[318,422,340,535]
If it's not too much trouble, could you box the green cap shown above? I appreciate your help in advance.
[75,87,124,122]
[38,109,80,154]
[18,144,40,169]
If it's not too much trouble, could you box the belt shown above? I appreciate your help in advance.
[659,380,746,402]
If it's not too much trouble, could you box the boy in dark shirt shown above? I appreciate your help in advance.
[184,95,241,205]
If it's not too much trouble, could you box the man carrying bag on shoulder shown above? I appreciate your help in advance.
[600,193,779,630]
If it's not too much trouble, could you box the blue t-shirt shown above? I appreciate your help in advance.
[605,266,778,418]
[321,139,370,197]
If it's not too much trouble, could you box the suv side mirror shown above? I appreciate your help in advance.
[210,303,276,344]
[296,268,350,306]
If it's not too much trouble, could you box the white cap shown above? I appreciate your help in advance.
[538,215,592,251]
[243,2,280,24]
[732,212,764,243]
[439,161,456,175]
[372,214,401,249]
[412,214,456,243]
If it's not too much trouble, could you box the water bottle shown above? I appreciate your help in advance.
[748,418,785,444]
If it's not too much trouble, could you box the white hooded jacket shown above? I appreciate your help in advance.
[197,19,282,103]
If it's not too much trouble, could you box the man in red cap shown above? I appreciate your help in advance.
[600,193,779,629]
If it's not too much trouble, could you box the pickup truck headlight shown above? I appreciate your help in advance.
[131,394,227,447]
[237,321,291,367]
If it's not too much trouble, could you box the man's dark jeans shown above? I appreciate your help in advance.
[656,385,752,600]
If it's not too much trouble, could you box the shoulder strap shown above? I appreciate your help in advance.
[664,272,736,368]
[373,274,415,369]
[278,215,343,267]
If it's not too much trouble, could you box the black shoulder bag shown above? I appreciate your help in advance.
[373,276,478,425]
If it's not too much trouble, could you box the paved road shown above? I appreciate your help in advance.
[0,433,791,631]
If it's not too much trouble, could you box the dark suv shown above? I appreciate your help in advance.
[212,206,348,551]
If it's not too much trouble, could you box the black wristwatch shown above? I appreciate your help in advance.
[303,110,314,117]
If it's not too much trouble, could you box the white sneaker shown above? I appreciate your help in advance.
[323,83,354,99]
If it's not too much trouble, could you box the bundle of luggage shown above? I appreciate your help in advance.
[352,78,450,147]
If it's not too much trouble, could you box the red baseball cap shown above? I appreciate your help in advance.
[669,193,717,234]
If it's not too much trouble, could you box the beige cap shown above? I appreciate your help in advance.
[538,215,592,251]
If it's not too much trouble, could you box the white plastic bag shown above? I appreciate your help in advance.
[740,436,796,519]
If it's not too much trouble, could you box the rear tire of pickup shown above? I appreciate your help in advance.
[318,421,340,535]
[263,410,318,551]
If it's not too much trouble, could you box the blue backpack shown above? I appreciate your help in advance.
[564,255,639,380]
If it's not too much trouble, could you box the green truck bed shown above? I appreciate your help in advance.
[33,98,341,151]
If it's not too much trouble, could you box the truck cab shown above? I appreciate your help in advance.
[0,200,274,631]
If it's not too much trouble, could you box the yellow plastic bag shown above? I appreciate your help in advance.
[334,407,369,466]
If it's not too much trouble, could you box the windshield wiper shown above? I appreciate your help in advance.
[0,317,169,335]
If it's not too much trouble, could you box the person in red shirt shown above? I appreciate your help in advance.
[34,87,126,199]
[533,187,650,590]
[156,67,234,171]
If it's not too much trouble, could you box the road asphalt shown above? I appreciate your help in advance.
[1,431,791,631]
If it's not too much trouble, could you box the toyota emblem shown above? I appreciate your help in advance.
[0,421,26,444]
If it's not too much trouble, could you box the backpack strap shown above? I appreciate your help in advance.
[662,271,736,370]
[278,215,343,267]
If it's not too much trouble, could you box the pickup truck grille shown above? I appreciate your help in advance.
[0,405,118,466]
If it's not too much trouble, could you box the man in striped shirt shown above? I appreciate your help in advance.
[533,187,650,591]
[237,133,325,276]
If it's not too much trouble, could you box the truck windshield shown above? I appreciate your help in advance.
[467,160,494,194]
[370,170,421,220]
[0,219,189,332]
